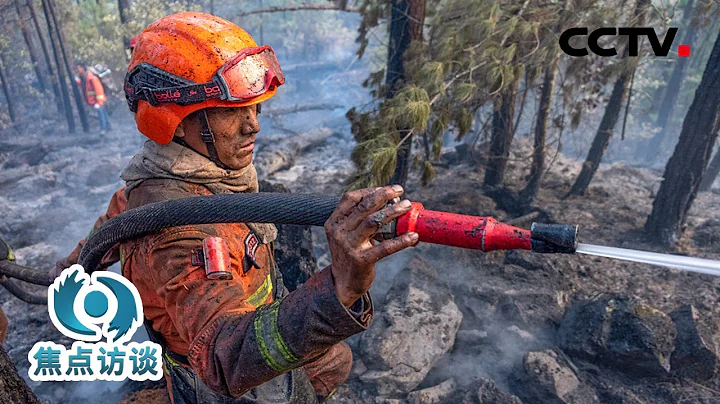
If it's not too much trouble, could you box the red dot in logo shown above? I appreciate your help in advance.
[678,45,691,57]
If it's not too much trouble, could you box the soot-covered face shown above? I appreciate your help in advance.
[177,104,260,170]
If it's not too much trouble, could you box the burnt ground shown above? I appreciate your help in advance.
[325,139,720,403]
[1,104,720,403]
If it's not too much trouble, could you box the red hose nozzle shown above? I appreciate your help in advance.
[392,202,577,254]
[395,202,531,252]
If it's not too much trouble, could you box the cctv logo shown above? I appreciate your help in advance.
[28,265,163,381]
[560,27,690,57]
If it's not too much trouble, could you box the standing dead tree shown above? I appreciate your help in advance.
[645,29,720,245]
[47,0,89,132]
[568,0,651,196]
[117,0,131,51]
[40,0,74,131]
[15,0,47,93]
[520,0,573,207]
[26,0,63,113]
[0,55,17,123]
[643,0,700,161]
[484,83,520,187]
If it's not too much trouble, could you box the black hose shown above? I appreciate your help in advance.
[0,277,48,305]
[0,260,53,286]
[79,192,341,273]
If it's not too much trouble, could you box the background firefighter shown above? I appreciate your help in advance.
[75,63,112,134]
[53,12,418,403]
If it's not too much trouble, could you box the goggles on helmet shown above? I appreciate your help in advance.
[124,45,284,112]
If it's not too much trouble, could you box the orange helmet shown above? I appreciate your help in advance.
[124,12,284,144]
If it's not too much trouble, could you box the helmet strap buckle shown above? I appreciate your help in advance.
[198,110,232,170]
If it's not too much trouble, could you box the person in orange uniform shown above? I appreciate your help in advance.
[76,64,112,134]
[54,12,418,404]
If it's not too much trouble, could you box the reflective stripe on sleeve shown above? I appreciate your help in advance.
[253,300,300,372]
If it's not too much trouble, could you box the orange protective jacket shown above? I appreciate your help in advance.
[79,70,107,106]
[79,180,373,399]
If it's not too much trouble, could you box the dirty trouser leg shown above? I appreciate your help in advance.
[302,342,353,398]
[97,105,110,131]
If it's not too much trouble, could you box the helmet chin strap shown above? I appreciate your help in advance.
[172,110,233,170]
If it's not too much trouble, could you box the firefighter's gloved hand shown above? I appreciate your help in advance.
[94,103,101,109]
[325,185,418,308]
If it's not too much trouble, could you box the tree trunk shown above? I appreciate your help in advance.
[699,144,720,192]
[520,65,557,205]
[0,345,40,403]
[0,56,17,123]
[569,0,650,196]
[40,0,74,132]
[568,75,631,195]
[117,0,131,50]
[645,30,720,246]
[387,0,426,187]
[253,128,335,178]
[484,82,520,187]
[644,0,699,161]
[48,0,90,133]
[15,0,47,93]
[27,0,63,113]
[519,0,571,206]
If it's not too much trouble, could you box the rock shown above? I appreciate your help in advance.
[359,258,463,397]
[351,357,368,377]
[477,378,522,404]
[669,305,718,381]
[2,144,50,169]
[513,349,579,404]
[558,295,676,378]
[455,329,489,346]
[693,219,720,249]
[84,156,125,188]
[504,250,543,271]
[496,294,528,326]
[13,243,58,271]
[406,378,457,404]
[373,399,402,404]
[505,325,535,344]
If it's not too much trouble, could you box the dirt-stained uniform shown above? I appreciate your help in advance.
[65,182,370,403]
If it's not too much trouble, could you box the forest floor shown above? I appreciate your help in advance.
[322,139,720,403]
[2,87,720,402]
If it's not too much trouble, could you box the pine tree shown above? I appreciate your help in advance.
[643,0,700,160]
[568,0,652,196]
[645,29,720,245]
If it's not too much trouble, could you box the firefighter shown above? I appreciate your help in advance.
[54,12,418,403]
[75,63,112,134]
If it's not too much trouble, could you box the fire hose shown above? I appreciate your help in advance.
[77,193,578,273]
[0,193,579,305]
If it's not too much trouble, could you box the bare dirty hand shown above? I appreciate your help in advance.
[325,185,419,307]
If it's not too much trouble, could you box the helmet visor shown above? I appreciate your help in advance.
[218,46,285,100]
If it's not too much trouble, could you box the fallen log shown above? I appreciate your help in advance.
[236,4,359,18]
[0,160,71,187]
[262,103,344,117]
[275,61,341,73]
[254,127,336,178]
